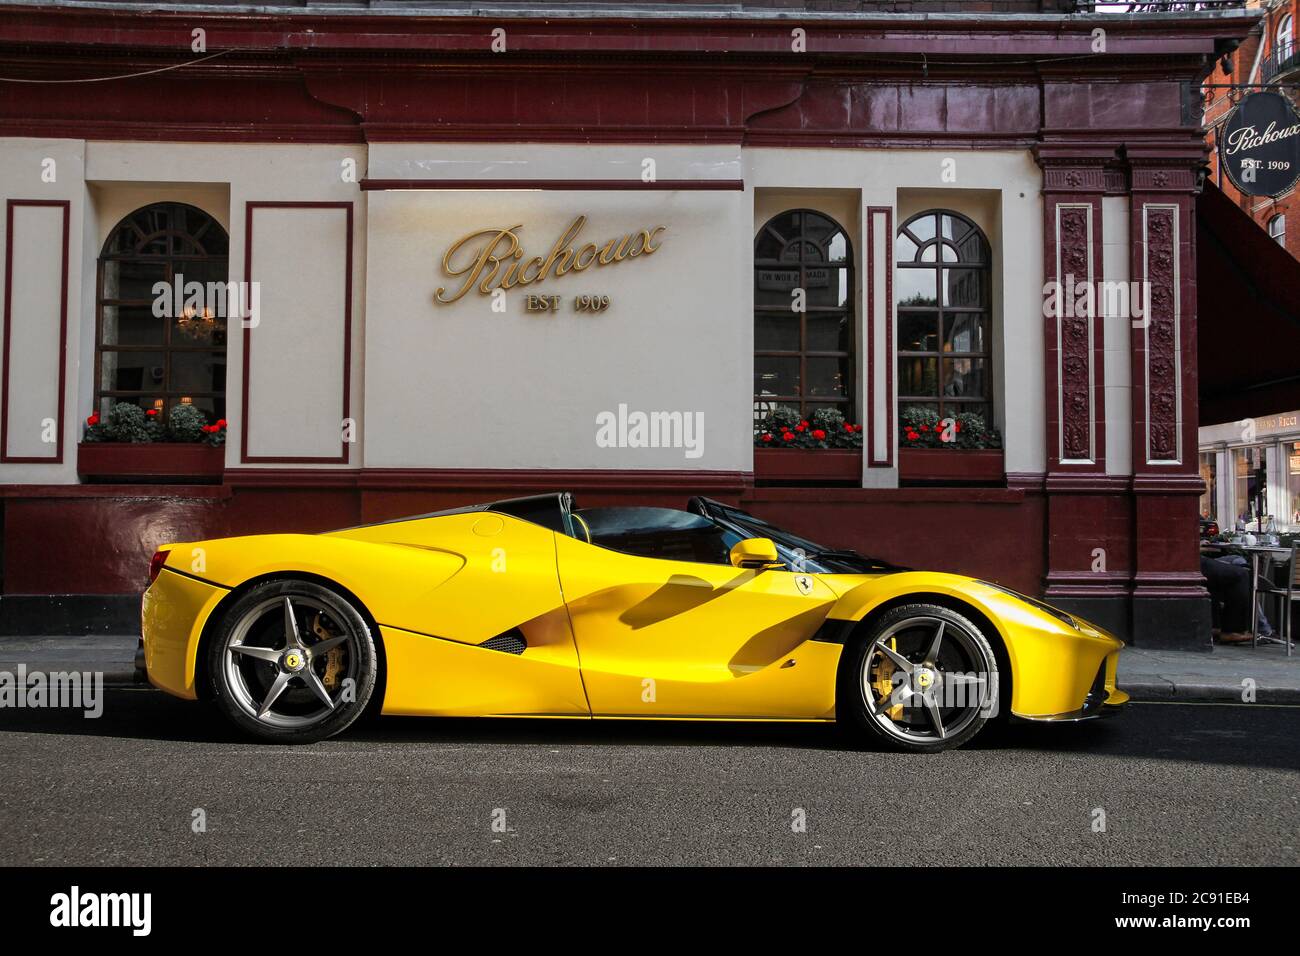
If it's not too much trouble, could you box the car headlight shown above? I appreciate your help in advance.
[977,581,1078,630]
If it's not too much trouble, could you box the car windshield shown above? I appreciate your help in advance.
[701,505,904,574]
[574,502,904,575]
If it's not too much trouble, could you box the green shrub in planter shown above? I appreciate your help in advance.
[83,401,226,446]
[899,407,1002,450]
[83,401,151,443]
[168,403,208,443]
[755,405,865,449]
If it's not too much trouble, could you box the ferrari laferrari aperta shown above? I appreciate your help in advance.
[142,493,1127,751]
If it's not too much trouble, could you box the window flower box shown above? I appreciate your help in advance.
[77,442,225,482]
[754,448,863,483]
[899,448,1005,484]
[78,402,227,482]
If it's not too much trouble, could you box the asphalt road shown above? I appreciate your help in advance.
[0,689,1296,866]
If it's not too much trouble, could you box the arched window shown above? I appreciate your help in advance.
[1268,213,1286,246]
[95,202,229,423]
[753,209,854,422]
[895,210,993,423]
[1278,14,1294,60]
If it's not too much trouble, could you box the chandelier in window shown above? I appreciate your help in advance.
[175,305,220,341]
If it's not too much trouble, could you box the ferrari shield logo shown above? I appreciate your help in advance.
[794,574,814,595]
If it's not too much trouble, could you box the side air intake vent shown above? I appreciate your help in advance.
[478,629,527,655]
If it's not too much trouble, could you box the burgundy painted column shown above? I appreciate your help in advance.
[1035,147,1133,638]
[1126,149,1211,649]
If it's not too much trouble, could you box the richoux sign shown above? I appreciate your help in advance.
[1220,91,1300,198]
[435,215,666,304]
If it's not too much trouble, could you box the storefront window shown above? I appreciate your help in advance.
[753,209,855,422]
[1232,444,1267,527]
[1199,451,1217,521]
[96,202,229,424]
[1288,442,1300,529]
[895,210,993,423]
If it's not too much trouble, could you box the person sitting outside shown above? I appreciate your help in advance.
[1201,555,1255,645]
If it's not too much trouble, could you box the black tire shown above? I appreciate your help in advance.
[840,602,1000,753]
[206,579,378,744]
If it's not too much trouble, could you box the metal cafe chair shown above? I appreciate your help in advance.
[1250,542,1298,657]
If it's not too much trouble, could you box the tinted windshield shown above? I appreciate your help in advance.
[576,503,903,574]
[706,509,902,573]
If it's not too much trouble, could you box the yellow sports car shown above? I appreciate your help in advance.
[141,492,1127,751]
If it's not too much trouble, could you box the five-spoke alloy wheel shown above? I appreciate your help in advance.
[842,603,1000,753]
[208,579,378,743]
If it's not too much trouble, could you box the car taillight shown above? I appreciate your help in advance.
[148,549,171,585]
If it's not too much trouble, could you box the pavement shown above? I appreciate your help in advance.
[0,689,1295,866]
[0,634,140,686]
[1118,641,1300,704]
[2,633,1297,703]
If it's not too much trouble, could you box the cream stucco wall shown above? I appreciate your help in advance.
[0,137,86,482]
[363,186,749,470]
[746,148,1047,477]
[0,138,1050,484]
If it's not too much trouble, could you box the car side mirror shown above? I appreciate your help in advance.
[729,537,782,570]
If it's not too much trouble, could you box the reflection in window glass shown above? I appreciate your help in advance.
[896,269,938,307]
[899,357,938,397]
[895,209,993,423]
[899,313,940,353]
[945,315,985,354]
[1233,445,1266,525]
[1288,442,1300,530]
[96,202,230,425]
[1199,451,1217,523]
[753,209,855,423]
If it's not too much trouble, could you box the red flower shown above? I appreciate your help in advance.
[216,419,228,429]
[954,421,962,432]
[86,413,99,426]
[906,431,919,442]
[844,422,853,432]
[800,420,809,429]
[146,408,158,417]
[781,432,795,443]
[794,423,806,432]
[761,433,773,443]
[919,424,929,432]
[812,429,826,440]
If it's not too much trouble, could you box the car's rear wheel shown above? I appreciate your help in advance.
[207,579,377,744]
[841,603,999,753]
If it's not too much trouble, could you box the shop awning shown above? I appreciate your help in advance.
[1197,180,1300,427]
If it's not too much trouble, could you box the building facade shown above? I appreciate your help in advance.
[1203,0,1300,257]
[1199,0,1300,536]
[0,1,1258,648]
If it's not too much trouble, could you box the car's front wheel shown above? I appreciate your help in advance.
[207,579,377,744]
[841,603,1000,753]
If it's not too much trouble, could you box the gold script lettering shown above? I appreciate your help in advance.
[435,226,523,304]
[434,216,665,303]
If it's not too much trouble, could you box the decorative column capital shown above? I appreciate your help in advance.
[1124,145,1206,195]
[1034,145,1118,195]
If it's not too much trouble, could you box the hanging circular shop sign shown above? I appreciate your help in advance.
[1220,91,1300,198]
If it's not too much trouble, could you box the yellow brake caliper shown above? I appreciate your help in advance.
[312,613,345,691]
[871,637,904,721]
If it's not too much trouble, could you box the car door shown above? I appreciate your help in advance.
[554,527,842,719]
